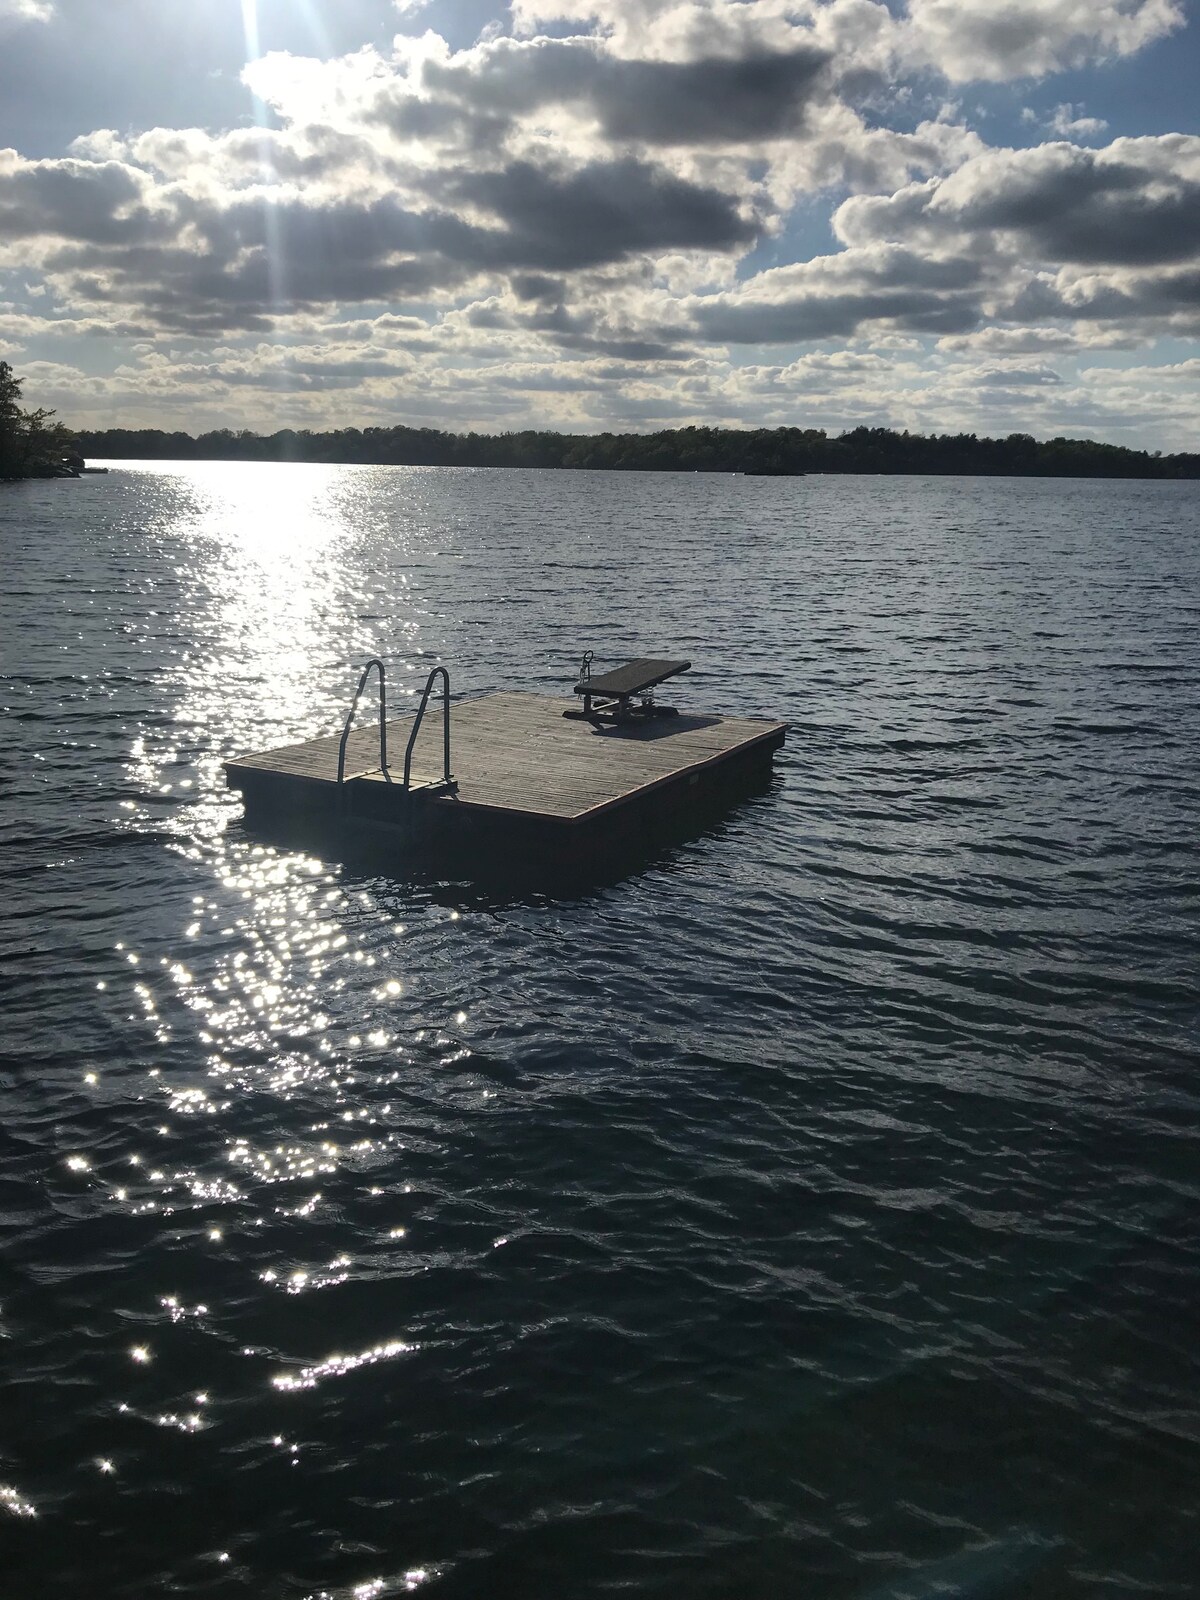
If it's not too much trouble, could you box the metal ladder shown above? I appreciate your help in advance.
[336,659,455,803]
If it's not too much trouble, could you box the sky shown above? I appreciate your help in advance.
[0,0,1197,447]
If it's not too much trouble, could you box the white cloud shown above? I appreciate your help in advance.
[510,0,1184,84]
[0,0,53,20]
[937,324,1140,353]
[905,0,1183,83]
[835,135,1200,270]
[1047,103,1108,139]
[1079,356,1200,382]
[687,242,989,345]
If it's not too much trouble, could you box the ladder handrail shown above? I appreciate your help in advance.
[337,657,390,789]
[403,665,453,791]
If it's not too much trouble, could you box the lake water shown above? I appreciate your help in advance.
[2,463,1199,1599]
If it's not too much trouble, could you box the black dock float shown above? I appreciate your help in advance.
[225,690,786,870]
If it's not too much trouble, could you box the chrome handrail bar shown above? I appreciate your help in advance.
[336,657,389,790]
[403,666,453,792]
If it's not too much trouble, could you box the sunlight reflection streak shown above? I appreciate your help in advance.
[272,1338,415,1392]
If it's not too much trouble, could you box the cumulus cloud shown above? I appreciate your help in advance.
[976,362,1063,385]
[450,156,757,263]
[509,0,1185,83]
[0,149,165,244]
[836,136,1200,269]
[0,0,53,20]
[15,12,1181,352]
[820,135,1200,350]
[2,134,762,333]
[905,0,1183,82]
[1079,356,1200,386]
[0,0,1196,447]
[0,19,917,337]
[417,37,832,147]
[689,245,987,343]
[1046,103,1109,139]
[937,325,1137,353]
[511,0,823,60]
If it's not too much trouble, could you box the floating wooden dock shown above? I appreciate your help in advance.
[226,680,785,871]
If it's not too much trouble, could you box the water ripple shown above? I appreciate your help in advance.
[1,466,1198,1597]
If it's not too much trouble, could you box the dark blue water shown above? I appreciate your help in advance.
[2,464,1199,1599]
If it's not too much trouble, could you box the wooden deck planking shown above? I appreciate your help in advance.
[385,693,780,820]
[226,722,388,782]
[227,691,785,826]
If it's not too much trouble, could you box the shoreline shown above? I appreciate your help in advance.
[69,422,1200,480]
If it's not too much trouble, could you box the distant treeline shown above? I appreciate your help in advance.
[74,422,1200,478]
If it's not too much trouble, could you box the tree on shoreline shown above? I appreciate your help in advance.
[68,417,1200,479]
[0,362,81,480]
